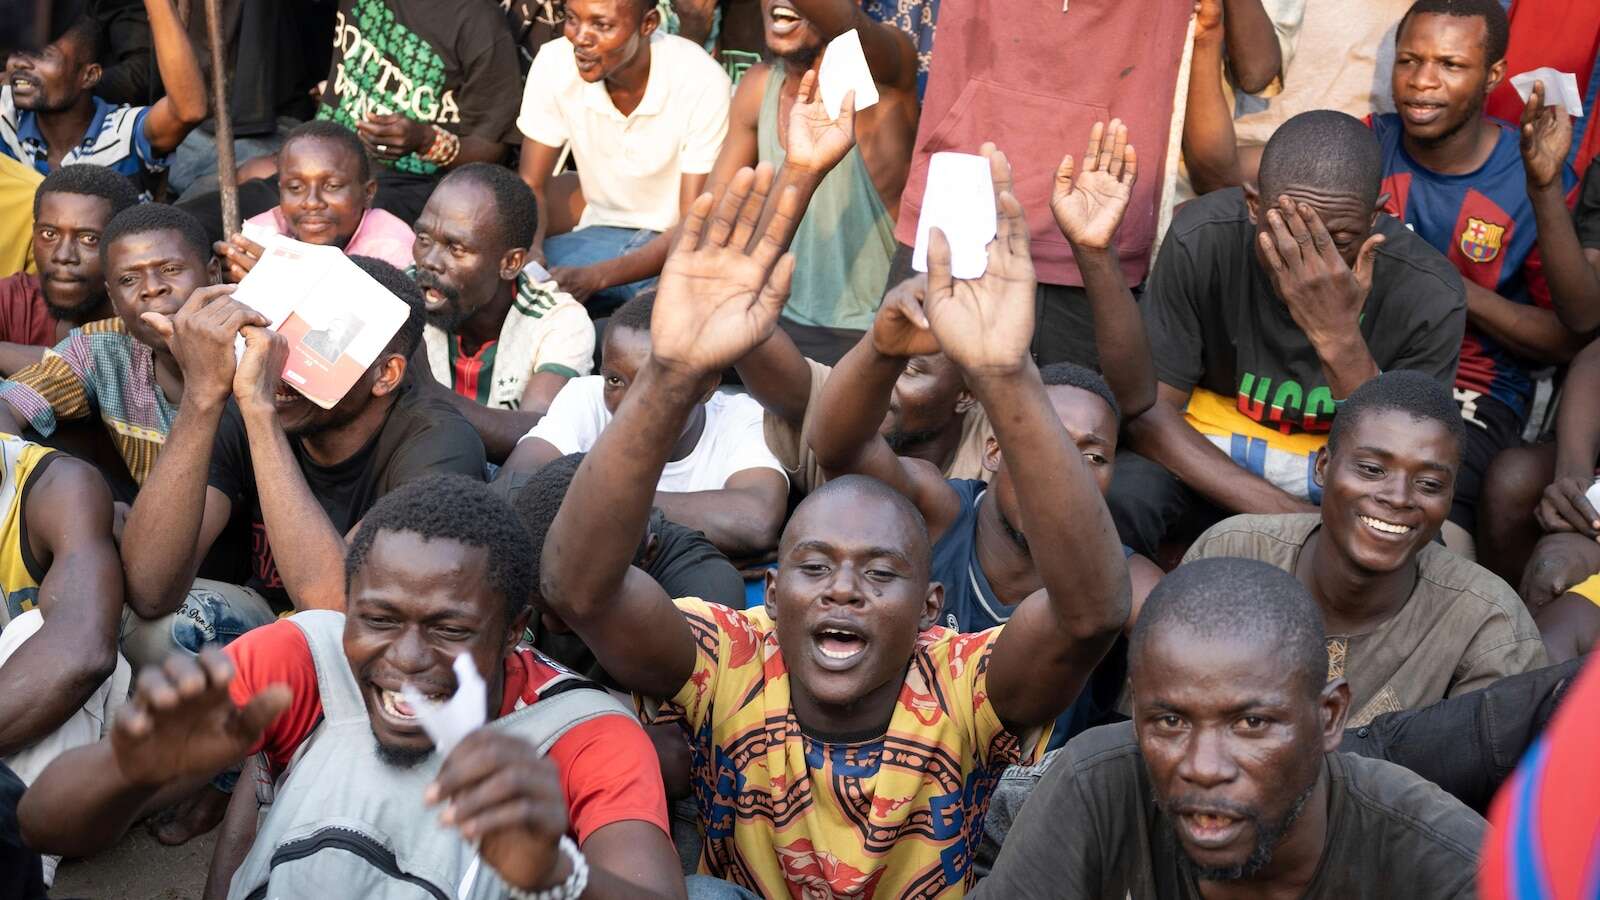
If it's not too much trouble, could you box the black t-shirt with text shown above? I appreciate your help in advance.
[317,0,523,176]
[1143,188,1466,436]
[975,722,1485,899]
[207,385,487,610]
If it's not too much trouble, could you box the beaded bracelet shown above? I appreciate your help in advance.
[421,125,461,167]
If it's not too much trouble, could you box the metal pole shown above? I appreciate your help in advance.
[203,0,238,238]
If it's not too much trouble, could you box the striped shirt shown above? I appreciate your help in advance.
[0,318,174,485]
[0,85,169,198]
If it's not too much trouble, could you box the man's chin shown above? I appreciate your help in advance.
[373,735,434,768]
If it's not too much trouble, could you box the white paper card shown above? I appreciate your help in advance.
[912,152,997,279]
[240,220,285,249]
[818,29,880,120]
[522,259,553,283]
[1584,478,1600,517]
[402,654,488,760]
[1511,68,1585,117]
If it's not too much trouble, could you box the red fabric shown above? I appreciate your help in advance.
[0,274,57,347]
[894,0,1192,287]
[226,620,670,842]
[1485,0,1600,137]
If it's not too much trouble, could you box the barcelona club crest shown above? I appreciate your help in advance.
[1459,217,1506,263]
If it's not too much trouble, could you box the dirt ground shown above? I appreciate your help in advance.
[51,828,215,900]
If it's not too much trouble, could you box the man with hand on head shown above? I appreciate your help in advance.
[18,474,685,899]
[410,163,593,463]
[1115,109,1466,558]
[117,259,485,666]
[215,121,415,282]
[0,164,138,375]
[541,166,1130,897]
[1184,371,1545,727]
[517,0,731,313]
[977,557,1487,899]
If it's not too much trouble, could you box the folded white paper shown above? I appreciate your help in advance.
[912,152,997,279]
[818,29,880,120]
[239,220,287,249]
[402,653,488,760]
[522,259,553,283]
[1584,479,1600,516]
[1511,67,1585,117]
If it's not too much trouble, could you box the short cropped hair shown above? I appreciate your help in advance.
[438,163,538,251]
[100,203,211,268]
[1131,556,1329,698]
[607,289,655,335]
[1398,0,1509,65]
[34,163,139,218]
[55,16,104,64]
[1258,110,1384,210]
[1040,361,1121,425]
[346,473,535,625]
[279,119,373,183]
[1326,370,1466,456]
[350,255,426,359]
[508,453,587,602]
[787,474,932,572]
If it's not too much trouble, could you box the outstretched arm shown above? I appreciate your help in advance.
[919,148,1130,730]
[542,169,800,699]
[1183,0,1244,195]
[789,0,918,92]
[0,458,121,756]
[138,0,207,154]
[1521,82,1600,334]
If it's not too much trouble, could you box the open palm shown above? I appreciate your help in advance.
[1052,119,1138,250]
[784,69,857,175]
[923,147,1038,377]
[651,166,798,376]
[1520,81,1572,190]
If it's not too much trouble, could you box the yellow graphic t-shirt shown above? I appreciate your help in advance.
[0,433,54,627]
[657,597,1048,898]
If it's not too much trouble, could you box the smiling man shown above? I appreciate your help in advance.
[118,258,486,664]
[0,164,138,375]
[1182,371,1545,727]
[216,121,415,282]
[411,163,593,462]
[977,556,1487,898]
[17,474,685,899]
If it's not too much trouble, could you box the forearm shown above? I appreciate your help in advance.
[145,0,206,124]
[1221,0,1283,94]
[122,398,225,616]
[18,741,164,857]
[1127,403,1315,514]
[1552,339,1600,478]
[241,406,347,610]
[544,364,704,619]
[1183,31,1243,194]
[589,232,671,290]
[1529,182,1600,333]
[0,343,45,377]
[651,489,781,558]
[970,367,1128,633]
[734,326,814,426]
[1074,246,1156,416]
[754,164,825,254]
[439,388,541,463]
[808,335,904,470]
[1465,281,1586,364]
[1311,330,1380,399]
[0,627,115,756]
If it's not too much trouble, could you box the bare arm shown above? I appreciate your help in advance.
[519,139,566,262]
[410,357,557,464]
[543,168,799,698]
[1183,6,1244,195]
[788,0,919,91]
[1221,0,1283,95]
[499,434,563,477]
[1128,382,1317,514]
[1520,80,1600,334]
[650,469,788,558]
[1534,336,1600,535]
[138,0,207,154]
[1464,281,1586,365]
[0,459,121,756]
[554,174,709,303]
[578,820,690,900]
[0,343,45,377]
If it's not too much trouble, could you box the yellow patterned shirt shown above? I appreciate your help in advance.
[0,434,54,628]
[657,597,1048,899]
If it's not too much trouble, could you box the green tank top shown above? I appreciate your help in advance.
[757,67,896,332]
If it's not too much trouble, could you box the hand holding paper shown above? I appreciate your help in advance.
[818,29,879,120]
[1511,68,1584,117]
[913,152,998,279]
[401,653,488,759]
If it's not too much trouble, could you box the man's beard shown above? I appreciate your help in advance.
[281,394,364,438]
[1408,91,1485,149]
[1164,778,1317,882]
[372,731,433,769]
[416,274,472,332]
[41,284,106,322]
[777,43,822,71]
[883,425,942,453]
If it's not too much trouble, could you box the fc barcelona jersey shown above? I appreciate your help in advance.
[1370,114,1579,415]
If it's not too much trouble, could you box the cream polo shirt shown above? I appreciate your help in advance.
[517,32,731,234]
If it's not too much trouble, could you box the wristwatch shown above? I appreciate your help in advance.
[507,836,589,900]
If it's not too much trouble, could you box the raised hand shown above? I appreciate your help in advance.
[1052,119,1139,251]
[922,145,1037,378]
[112,649,290,788]
[1520,79,1573,191]
[1536,475,1600,537]
[871,274,940,358]
[784,68,857,176]
[1193,0,1223,41]
[427,731,571,892]
[142,283,269,408]
[1258,196,1383,347]
[215,234,265,284]
[649,163,799,377]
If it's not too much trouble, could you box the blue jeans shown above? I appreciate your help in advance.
[545,225,660,317]
[119,579,278,669]
[684,875,762,900]
[169,117,300,200]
